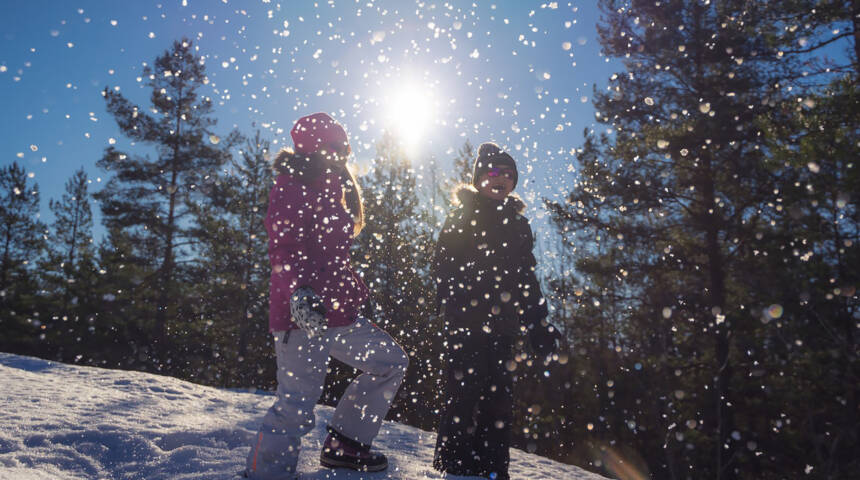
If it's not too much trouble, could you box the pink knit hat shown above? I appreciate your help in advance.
[290,112,349,154]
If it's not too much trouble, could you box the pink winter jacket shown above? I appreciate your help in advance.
[265,171,369,332]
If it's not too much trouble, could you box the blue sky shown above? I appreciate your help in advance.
[1,1,616,241]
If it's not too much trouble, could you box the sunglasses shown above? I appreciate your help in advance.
[486,167,515,179]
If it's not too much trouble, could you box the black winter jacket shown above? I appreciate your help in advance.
[433,186,548,337]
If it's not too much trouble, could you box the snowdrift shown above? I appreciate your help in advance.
[0,352,606,479]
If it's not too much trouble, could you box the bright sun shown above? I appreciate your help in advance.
[383,83,435,152]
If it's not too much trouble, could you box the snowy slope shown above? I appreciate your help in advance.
[0,353,607,480]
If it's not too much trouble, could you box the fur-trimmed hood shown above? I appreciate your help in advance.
[453,184,526,215]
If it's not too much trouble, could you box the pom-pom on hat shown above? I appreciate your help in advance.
[472,142,518,189]
[290,112,349,154]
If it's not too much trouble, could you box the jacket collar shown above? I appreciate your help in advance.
[454,184,526,215]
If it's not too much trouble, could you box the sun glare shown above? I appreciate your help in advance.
[383,83,435,153]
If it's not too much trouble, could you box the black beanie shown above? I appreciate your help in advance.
[472,142,518,189]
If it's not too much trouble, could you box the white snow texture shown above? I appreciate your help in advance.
[0,352,606,480]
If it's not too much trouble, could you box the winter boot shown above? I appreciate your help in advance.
[319,427,388,472]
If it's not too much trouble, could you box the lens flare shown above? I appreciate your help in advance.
[766,304,783,319]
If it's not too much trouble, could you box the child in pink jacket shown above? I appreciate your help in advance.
[246,112,408,480]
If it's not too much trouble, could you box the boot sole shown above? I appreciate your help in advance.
[320,454,388,472]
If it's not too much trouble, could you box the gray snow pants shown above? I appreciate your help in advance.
[246,318,408,479]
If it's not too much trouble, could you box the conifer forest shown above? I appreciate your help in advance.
[1,1,857,478]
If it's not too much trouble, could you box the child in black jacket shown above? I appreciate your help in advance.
[432,142,562,480]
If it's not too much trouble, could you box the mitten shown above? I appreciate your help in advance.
[290,286,327,337]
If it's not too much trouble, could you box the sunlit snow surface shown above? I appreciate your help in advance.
[0,353,606,480]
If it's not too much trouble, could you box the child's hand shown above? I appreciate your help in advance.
[290,286,328,337]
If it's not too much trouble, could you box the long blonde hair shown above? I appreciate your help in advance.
[272,148,364,236]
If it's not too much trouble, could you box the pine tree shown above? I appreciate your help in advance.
[451,139,475,186]
[92,226,155,370]
[0,161,47,355]
[543,2,856,477]
[444,140,476,216]
[94,38,237,366]
[42,167,99,362]
[753,10,859,473]
[348,132,442,430]
[188,131,274,387]
[45,168,95,308]
[424,140,476,233]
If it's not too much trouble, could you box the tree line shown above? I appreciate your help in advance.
[2,1,858,476]
[536,2,858,479]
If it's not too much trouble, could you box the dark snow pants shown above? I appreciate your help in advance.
[433,329,514,480]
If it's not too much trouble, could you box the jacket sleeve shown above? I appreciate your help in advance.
[265,175,318,295]
[518,219,549,327]
[433,212,464,314]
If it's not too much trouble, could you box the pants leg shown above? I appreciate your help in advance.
[433,330,489,474]
[327,317,409,447]
[246,330,332,479]
[473,337,514,480]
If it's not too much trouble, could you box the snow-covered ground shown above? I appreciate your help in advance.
[0,352,606,480]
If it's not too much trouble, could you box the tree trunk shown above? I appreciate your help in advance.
[157,182,177,349]
[700,154,735,480]
[1,226,10,295]
[156,91,183,350]
[236,200,258,372]
[61,200,81,314]
[830,194,857,478]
